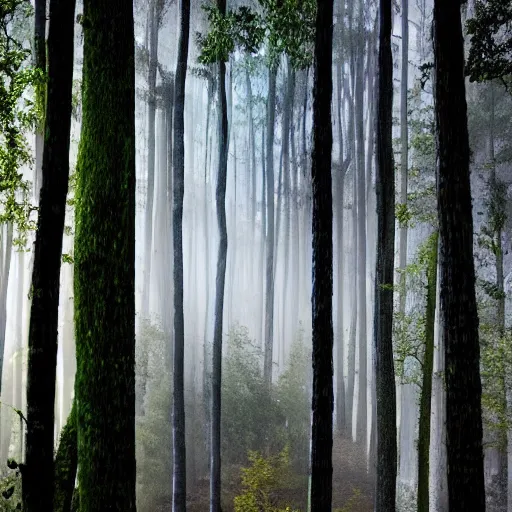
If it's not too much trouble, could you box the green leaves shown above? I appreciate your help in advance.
[466,0,512,86]
[0,0,44,242]
[197,6,265,64]
[198,0,316,69]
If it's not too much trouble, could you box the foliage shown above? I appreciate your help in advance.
[466,0,512,86]
[393,233,438,386]
[0,467,21,511]
[276,333,310,472]
[222,325,285,464]
[197,0,315,69]
[233,447,297,512]
[0,0,44,245]
[479,325,512,445]
[197,6,265,64]
[135,319,172,511]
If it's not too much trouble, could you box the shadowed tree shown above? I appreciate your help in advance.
[433,1,485,510]
[309,0,334,509]
[23,0,76,508]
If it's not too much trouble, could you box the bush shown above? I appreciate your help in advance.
[234,447,298,512]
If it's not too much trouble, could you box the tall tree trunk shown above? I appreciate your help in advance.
[0,223,13,397]
[33,0,46,201]
[73,0,136,508]
[433,2,485,510]
[398,0,409,313]
[23,0,75,507]
[172,0,190,507]
[264,65,277,386]
[354,1,367,446]
[374,0,396,508]
[210,10,229,510]
[417,232,438,512]
[310,0,333,509]
[141,0,159,319]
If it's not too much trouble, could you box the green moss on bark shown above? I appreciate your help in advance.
[73,0,136,510]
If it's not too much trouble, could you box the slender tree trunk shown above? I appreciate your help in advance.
[434,2,485,509]
[310,0,334,509]
[210,19,229,512]
[141,0,159,318]
[0,223,13,396]
[374,0,396,508]
[417,232,438,512]
[33,0,46,201]
[355,4,367,445]
[264,65,277,386]
[73,0,136,508]
[23,0,75,508]
[172,0,190,507]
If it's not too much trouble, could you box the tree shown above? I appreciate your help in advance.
[374,0,396,509]
[22,0,76,508]
[33,0,46,199]
[73,0,136,508]
[309,0,333,509]
[172,0,190,507]
[466,0,512,86]
[433,1,485,510]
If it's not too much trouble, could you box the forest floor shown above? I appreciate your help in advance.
[186,435,374,512]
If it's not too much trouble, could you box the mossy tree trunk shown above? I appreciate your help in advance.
[309,0,334,509]
[172,0,190,507]
[374,0,396,509]
[54,401,78,512]
[23,0,76,508]
[74,0,136,509]
[433,1,485,510]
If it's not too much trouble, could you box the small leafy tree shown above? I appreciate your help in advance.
[0,0,44,244]
[234,447,297,512]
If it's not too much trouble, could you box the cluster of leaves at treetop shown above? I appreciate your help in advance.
[0,0,45,244]
[197,0,316,70]
[466,0,512,86]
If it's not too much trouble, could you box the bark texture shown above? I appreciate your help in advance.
[374,0,397,509]
[433,1,485,510]
[309,0,334,509]
[172,0,190,508]
[73,0,136,508]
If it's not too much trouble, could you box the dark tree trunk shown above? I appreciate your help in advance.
[374,0,396,509]
[210,11,229,511]
[73,0,136,509]
[264,65,277,386]
[172,0,190,507]
[417,232,438,512]
[309,0,334,509]
[23,0,75,508]
[54,401,78,512]
[433,2,485,510]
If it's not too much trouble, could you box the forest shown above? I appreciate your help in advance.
[0,0,510,510]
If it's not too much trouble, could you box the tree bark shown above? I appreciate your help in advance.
[54,401,78,512]
[23,0,75,507]
[309,0,334,509]
[264,65,277,386]
[434,1,485,510]
[172,0,190,507]
[374,0,396,508]
[73,0,136,508]
[210,7,229,509]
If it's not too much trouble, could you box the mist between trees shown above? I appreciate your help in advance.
[0,0,510,511]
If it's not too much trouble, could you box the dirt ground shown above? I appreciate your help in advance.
[186,434,375,512]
